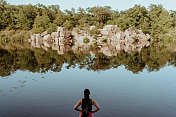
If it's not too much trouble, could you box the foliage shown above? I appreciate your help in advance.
[0,1,175,40]
[47,23,57,34]
[83,38,90,44]
[1,41,176,76]
[32,15,50,33]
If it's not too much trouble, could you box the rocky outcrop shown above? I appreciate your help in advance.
[97,25,150,42]
[30,27,72,54]
[30,25,151,56]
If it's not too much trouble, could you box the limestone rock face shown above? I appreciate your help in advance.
[51,32,59,46]
[30,26,73,53]
[30,34,42,48]
[57,27,64,33]
[30,25,151,56]
[35,34,42,48]
[43,34,50,41]
[100,25,118,37]
[31,34,36,47]
[51,32,59,39]
[43,34,51,48]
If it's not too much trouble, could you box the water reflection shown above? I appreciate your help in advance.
[1,40,176,117]
[1,39,176,77]
[0,72,45,96]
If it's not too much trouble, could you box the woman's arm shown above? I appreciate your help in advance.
[92,100,100,113]
[74,99,82,111]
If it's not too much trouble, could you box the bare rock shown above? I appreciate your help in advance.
[51,32,59,39]
[43,41,50,48]
[57,27,64,32]
[41,45,49,51]
[89,26,96,30]
[35,34,42,48]
[43,34,51,41]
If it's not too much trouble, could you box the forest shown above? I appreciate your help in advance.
[0,0,176,40]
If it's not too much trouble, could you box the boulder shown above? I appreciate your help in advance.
[57,27,64,32]
[31,34,36,41]
[98,34,102,37]
[43,34,51,42]
[31,34,36,47]
[60,31,65,37]
[35,34,42,48]
[116,32,121,40]
[58,45,65,55]
[59,37,65,46]
[51,45,59,51]
[51,32,59,39]
[52,38,59,45]
[41,45,49,51]
[43,41,50,48]
[89,26,96,30]
[101,30,109,36]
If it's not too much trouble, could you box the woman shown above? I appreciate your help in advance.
[74,89,100,117]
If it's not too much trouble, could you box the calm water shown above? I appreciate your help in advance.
[0,41,176,117]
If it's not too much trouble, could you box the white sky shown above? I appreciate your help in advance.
[5,0,176,11]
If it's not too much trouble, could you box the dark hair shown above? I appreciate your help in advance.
[84,89,90,100]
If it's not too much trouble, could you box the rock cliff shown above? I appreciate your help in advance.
[30,25,151,56]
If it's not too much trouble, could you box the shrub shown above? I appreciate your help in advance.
[47,23,57,34]
[93,43,98,48]
[83,38,90,44]
[93,34,98,39]
[32,27,45,34]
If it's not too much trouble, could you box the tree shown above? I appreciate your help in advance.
[92,6,112,24]
[32,15,50,33]
[148,4,175,39]
[114,5,150,33]
[0,0,8,30]
[53,7,65,26]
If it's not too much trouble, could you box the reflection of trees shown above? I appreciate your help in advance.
[0,49,14,76]
[169,51,176,67]
[111,52,146,73]
[1,42,176,77]
[0,48,38,77]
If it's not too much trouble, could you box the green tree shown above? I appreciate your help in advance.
[148,4,175,39]
[114,5,150,32]
[32,15,50,33]
[92,6,112,24]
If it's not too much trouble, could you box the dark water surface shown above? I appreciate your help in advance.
[0,41,176,117]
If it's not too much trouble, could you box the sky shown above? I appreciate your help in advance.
[5,0,176,11]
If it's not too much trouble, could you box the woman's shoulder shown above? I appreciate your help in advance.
[91,99,97,104]
[79,99,83,103]
[89,99,94,103]
[91,99,95,101]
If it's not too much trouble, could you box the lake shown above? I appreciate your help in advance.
[0,41,176,117]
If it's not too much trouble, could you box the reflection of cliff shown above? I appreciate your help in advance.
[1,40,176,76]
[30,25,151,56]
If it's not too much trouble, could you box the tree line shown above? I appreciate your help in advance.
[0,0,176,40]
